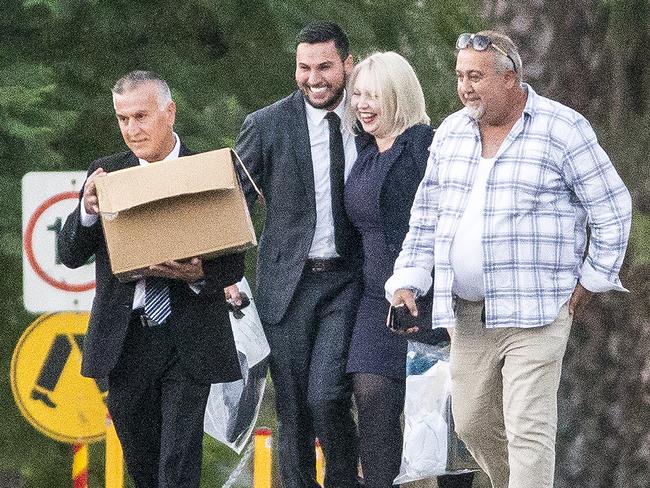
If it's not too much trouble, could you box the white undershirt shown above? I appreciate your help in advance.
[450,157,496,301]
[80,133,182,309]
[304,96,357,258]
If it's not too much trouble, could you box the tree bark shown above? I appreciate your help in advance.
[479,2,650,486]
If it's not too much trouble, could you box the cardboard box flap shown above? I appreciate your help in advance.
[96,148,235,214]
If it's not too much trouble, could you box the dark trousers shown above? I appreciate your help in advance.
[107,316,210,488]
[264,268,361,488]
[353,373,474,488]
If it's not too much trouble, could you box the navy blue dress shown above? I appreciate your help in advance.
[345,125,432,380]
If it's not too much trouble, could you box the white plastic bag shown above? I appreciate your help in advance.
[394,341,478,484]
[204,278,270,453]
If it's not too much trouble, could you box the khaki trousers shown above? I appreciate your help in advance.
[450,299,572,488]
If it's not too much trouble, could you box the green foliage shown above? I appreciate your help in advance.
[599,0,650,188]
[630,211,650,266]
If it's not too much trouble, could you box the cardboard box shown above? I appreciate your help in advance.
[95,148,256,282]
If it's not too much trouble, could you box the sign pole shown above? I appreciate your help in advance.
[253,427,272,488]
[72,442,88,488]
[105,414,124,488]
[315,438,325,486]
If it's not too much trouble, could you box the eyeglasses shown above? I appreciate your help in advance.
[456,33,517,73]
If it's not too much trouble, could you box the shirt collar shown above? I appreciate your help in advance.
[138,132,181,165]
[521,83,535,117]
[304,91,347,126]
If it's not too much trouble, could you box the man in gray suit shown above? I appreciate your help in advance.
[234,21,361,488]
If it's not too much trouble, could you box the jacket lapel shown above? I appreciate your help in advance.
[381,142,406,179]
[377,138,407,198]
[289,91,316,203]
[114,151,139,171]
[179,143,194,157]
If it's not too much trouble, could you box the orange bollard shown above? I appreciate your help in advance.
[315,438,325,487]
[254,427,273,488]
[105,414,124,488]
[72,443,88,488]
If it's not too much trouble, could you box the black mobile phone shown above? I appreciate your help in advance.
[387,304,419,332]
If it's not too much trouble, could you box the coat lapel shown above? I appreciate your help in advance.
[179,143,194,157]
[113,151,139,171]
[381,141,407,182]
[375,136,408,199]
[288,91,316,203]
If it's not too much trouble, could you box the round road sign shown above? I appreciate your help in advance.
[24,191,95,293]
[10,313,107,443]
[22,171,96,313]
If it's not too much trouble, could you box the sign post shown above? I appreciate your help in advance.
[19,172,123,487]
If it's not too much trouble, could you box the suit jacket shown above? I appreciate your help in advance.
[235,90,361,325]
[58,144,245,383]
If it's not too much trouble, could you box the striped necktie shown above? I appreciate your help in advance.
[145,278,171,326]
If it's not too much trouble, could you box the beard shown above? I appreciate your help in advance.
[300,82,346,111]
[466,103,486,121]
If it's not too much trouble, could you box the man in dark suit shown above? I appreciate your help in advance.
[58,70,245,488]
[234,22,361,488]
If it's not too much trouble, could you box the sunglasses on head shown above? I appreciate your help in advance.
[456,33,517,73]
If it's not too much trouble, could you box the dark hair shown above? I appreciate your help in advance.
[295,21,350,60]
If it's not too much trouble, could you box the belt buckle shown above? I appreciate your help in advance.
[312,260,325,272]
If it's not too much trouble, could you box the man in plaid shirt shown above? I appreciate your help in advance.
[385,31,631,488]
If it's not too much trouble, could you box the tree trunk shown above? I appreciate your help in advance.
[479,2,650,486]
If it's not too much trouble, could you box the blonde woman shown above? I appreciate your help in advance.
[344,52,474,488]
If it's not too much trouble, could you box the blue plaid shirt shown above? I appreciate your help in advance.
[386,85,632,329]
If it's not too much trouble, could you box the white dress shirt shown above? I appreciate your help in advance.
[80,133,183,309]
[303,97,357,258]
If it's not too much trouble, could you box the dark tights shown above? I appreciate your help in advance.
[353,373,474,488]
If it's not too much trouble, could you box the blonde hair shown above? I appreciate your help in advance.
[345,51,429,139]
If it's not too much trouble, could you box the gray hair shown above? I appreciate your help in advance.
[476,30,523,83]
[112,70,172,109]
[345,51,429,139]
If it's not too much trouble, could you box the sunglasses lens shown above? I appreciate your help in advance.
[472,34,491,51]
[456,33,472,49]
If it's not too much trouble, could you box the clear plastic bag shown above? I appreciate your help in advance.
[203,278,270,453]
[394,341,479,483]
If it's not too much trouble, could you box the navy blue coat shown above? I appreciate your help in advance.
[355,123,434,258]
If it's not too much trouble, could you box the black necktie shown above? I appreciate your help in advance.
[325,112,356,259]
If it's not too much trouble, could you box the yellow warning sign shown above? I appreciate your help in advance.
[10,313,107,443]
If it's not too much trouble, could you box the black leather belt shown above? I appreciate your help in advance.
[304,257,348,273]
[131,309,162,328]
